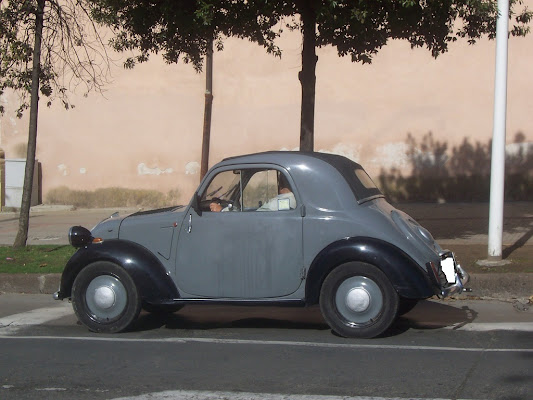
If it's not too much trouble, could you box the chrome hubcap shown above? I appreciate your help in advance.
[346,287,371,312]
[335,276,383,325]
[93,286,116,309]
[86,275,127,321]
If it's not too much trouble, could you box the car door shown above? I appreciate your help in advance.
[175,166,304,299]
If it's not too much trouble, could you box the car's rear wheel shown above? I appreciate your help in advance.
[319,262,399,338]
[72,261,141,333]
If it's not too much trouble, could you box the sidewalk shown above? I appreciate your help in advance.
[1,202,532,299]
[0,205,139,246]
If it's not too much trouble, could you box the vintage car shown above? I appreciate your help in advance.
[55,151,469,338]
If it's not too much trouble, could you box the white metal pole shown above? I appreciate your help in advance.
[488,0,509,260]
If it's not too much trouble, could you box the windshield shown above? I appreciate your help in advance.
[201,170,241,203]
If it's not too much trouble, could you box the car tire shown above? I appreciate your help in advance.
[72,261,141,333]
[319,261,399,338]
[398,297,419,316]
[142,303,184,314]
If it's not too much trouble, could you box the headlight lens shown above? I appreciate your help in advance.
[69,226,93,248]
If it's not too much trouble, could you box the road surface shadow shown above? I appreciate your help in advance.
[130,300,477,337]
[503,226,533,259]
[387,300,478,337]
[132,304,328,333]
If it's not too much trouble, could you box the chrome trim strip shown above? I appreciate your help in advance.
[156,298,306,307]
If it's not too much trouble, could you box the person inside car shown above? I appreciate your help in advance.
[256,175,296,211]
[209,197,230,212]
[209,174,296,212]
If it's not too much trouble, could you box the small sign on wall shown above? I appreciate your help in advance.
[5,159,40,208]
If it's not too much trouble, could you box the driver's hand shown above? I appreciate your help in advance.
[210,202,223,212]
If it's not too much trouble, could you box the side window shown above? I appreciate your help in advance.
[201,170,241,212]
[242,169,297,212]
[242,170,278,210]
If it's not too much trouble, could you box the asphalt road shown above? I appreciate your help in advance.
[1,294,532,400]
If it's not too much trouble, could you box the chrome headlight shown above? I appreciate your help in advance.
[68,226,93,248]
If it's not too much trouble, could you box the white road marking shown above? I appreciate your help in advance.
[0,304,73,333]
[452,322,533,331]
[0,306,531,354]
[110,390,470,400]
[0,335,531,353]
[0,387,479,400]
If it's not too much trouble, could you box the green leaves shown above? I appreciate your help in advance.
[88,0,284,71]
[86,0,530,72]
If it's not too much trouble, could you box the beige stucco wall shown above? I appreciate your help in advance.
[1,16,532,204]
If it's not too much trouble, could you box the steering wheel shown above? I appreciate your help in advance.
[200,198,234,212]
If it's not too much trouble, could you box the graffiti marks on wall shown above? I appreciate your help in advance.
[185,161,199,175]
[137,163,174,176]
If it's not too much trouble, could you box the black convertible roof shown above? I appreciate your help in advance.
[221,151,383,202]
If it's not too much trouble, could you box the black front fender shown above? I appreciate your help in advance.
[56,239,179,302]
[305,237,435,305]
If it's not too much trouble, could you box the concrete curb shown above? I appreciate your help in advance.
[1,273,532,301]
[0,273,61,295]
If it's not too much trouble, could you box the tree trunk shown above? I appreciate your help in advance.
[298,1,317,152]
[200,40,214,181]
[13,0,45,248]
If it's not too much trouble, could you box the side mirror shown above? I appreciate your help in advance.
[191,193,202,216]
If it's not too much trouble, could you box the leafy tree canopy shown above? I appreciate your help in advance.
[89,0,285,70]
[88,0,531,70]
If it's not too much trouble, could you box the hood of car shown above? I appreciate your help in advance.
[91,205,185,241]
[90,214,123,240]
[116,206,186,260]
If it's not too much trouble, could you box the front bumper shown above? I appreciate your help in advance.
[428,251,470,298]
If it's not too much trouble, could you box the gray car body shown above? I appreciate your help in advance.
[58,151,456,306]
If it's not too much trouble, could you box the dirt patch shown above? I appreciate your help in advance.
[449,244,533,273]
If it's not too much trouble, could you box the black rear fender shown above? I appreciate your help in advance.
[57,239,179,302]
[305,237,435,305]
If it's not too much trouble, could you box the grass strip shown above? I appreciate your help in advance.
[0,245,75,274]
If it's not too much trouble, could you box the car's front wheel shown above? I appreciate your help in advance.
[319,262,399,338]
[72,261,141,333]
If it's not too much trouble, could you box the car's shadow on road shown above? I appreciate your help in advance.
[384,300,478,337]
[132,304,329,333]
[130,300,477,338]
